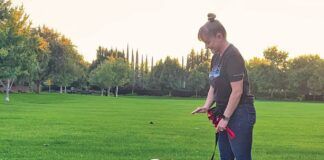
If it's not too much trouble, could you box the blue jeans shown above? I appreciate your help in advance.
[218,103,256,160]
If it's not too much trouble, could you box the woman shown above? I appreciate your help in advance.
[192,13,256,160]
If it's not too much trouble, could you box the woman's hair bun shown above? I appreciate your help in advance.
[207,13,216,22]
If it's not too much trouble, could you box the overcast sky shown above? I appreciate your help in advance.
[13,0,324,62]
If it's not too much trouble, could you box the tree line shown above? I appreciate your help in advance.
[1,0,323,102]
[248,46,323,100]
[1,1,88,101]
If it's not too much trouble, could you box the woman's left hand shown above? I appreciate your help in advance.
[216,119,229,132]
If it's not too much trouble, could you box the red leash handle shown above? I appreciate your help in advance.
[226,127,235,139]
[207,111,236,139]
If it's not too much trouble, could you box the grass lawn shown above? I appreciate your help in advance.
[0,93,323,160]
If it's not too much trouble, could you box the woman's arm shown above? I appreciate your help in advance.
[223,80,243,118]
[216,79,243,132]
[203,85,215,108]
[192,85,215,114]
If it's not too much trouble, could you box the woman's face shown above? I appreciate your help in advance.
[200,33,223,54]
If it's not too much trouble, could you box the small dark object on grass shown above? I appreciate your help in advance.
[43,144,49,147]
[149,121,154,124]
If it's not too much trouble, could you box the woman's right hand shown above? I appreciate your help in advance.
[191,106,209,114]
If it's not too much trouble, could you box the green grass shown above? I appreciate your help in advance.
[0,93,323,160]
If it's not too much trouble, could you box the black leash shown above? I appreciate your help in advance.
[210,132,219,160]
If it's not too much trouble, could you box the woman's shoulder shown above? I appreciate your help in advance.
[225,44,244,62]
[226,44,241,57]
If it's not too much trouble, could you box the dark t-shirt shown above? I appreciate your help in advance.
[210,44,254,106]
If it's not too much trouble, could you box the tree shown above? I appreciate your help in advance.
[263,46,288,69]
[34,26,66,93]
[205,49,211,62]
[29,27,50,93]
[187,68,207,97]
[89,60,114,96]
[307,60,324,95]
[149,59,163,90]
[130,49,135,94]
[141,55,150,89]
[0,0,10,22]
[159,56,183,96]
[89,46,110,71]
[247,57,273,95]
[112,58,130,97]
[135,49,139,87]
[151,56,154,72]
[0,3,37,102]
[145,55,149,74]
[47,36,84,93]
[126,44,129,63]
[199,49,204,63]
[140,54,144,88]
[186,49,196,71]
[262,46,289,98]
[288,55,322,97]
[70,57,89,90]
[195,62,210,90]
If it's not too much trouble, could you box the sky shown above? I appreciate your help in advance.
[12,0,324,62]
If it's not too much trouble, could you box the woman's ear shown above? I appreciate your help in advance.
[216,33,224,39]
